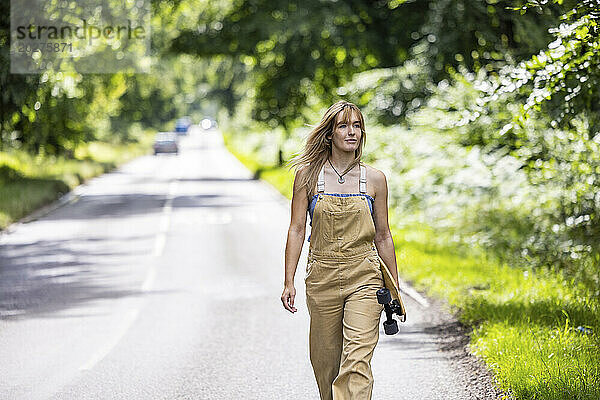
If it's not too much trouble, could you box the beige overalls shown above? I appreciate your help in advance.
[305,162,384,400]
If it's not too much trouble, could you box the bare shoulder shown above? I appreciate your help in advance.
[293,164,310,195]
[294,164,309,181]
[361,163,386,198]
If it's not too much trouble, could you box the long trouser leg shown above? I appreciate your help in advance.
[306,293,344,400]
[332,286,382,400]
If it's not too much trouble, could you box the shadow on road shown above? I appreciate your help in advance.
[0,235,171,321]
[0,173,269,320]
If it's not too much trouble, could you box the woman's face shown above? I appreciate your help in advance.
[329,109,362,153]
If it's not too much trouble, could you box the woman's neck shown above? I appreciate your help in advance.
[329,149,356,173]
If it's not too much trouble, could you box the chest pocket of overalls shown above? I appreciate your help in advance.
[322,209,361,242]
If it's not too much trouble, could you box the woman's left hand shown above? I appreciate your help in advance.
[281,284,297,313]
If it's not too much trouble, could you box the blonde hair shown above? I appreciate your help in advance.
[286,100,367,204]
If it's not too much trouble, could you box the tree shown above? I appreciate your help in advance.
[171,0,560,128]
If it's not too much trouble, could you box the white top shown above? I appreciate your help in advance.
[317,162,366,194]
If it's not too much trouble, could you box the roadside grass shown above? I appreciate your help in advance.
[0,134,154,230]
[223,132,600,400]
[223,131,295,199]
[0,178,71,229]
[396,226,600,400]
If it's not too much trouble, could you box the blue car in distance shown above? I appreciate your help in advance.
[175,117,192,135]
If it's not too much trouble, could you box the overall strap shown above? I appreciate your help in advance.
[359,164,367,194]
[317,163,325,193]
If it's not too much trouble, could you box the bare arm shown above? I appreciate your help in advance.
[371,169,400,288]
[281,168,309,313]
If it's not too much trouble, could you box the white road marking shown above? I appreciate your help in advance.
[151,179,177,259]
[398,278,430,308]
[141,263,157,292]
[0,310,25,317]
[79,309,139,371]
[78,179,178,372]
[152,233,167,258]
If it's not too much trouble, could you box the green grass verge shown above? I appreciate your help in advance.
[223,131,600,400]
[223,130,295,199]
[0,133,154,230]
[395,227,599,400]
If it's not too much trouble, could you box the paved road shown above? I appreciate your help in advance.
[0,127,495,399]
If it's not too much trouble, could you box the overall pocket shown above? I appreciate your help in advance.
[322,209,361,242]
[305,258,316,281]
[366,255,385,280]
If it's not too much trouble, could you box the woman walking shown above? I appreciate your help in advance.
[281,100,403,400]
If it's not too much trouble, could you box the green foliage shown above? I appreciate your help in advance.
[401,0,600,291]
[0,164,24,183]
[383,70,600,293]
[494,0,600,134]
[344,61,433,126]
[0,0,213,156]
[170,0,559,129]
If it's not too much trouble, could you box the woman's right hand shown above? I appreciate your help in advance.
[281,284,297,313]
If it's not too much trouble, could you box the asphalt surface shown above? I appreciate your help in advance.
[0,127,501,399]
